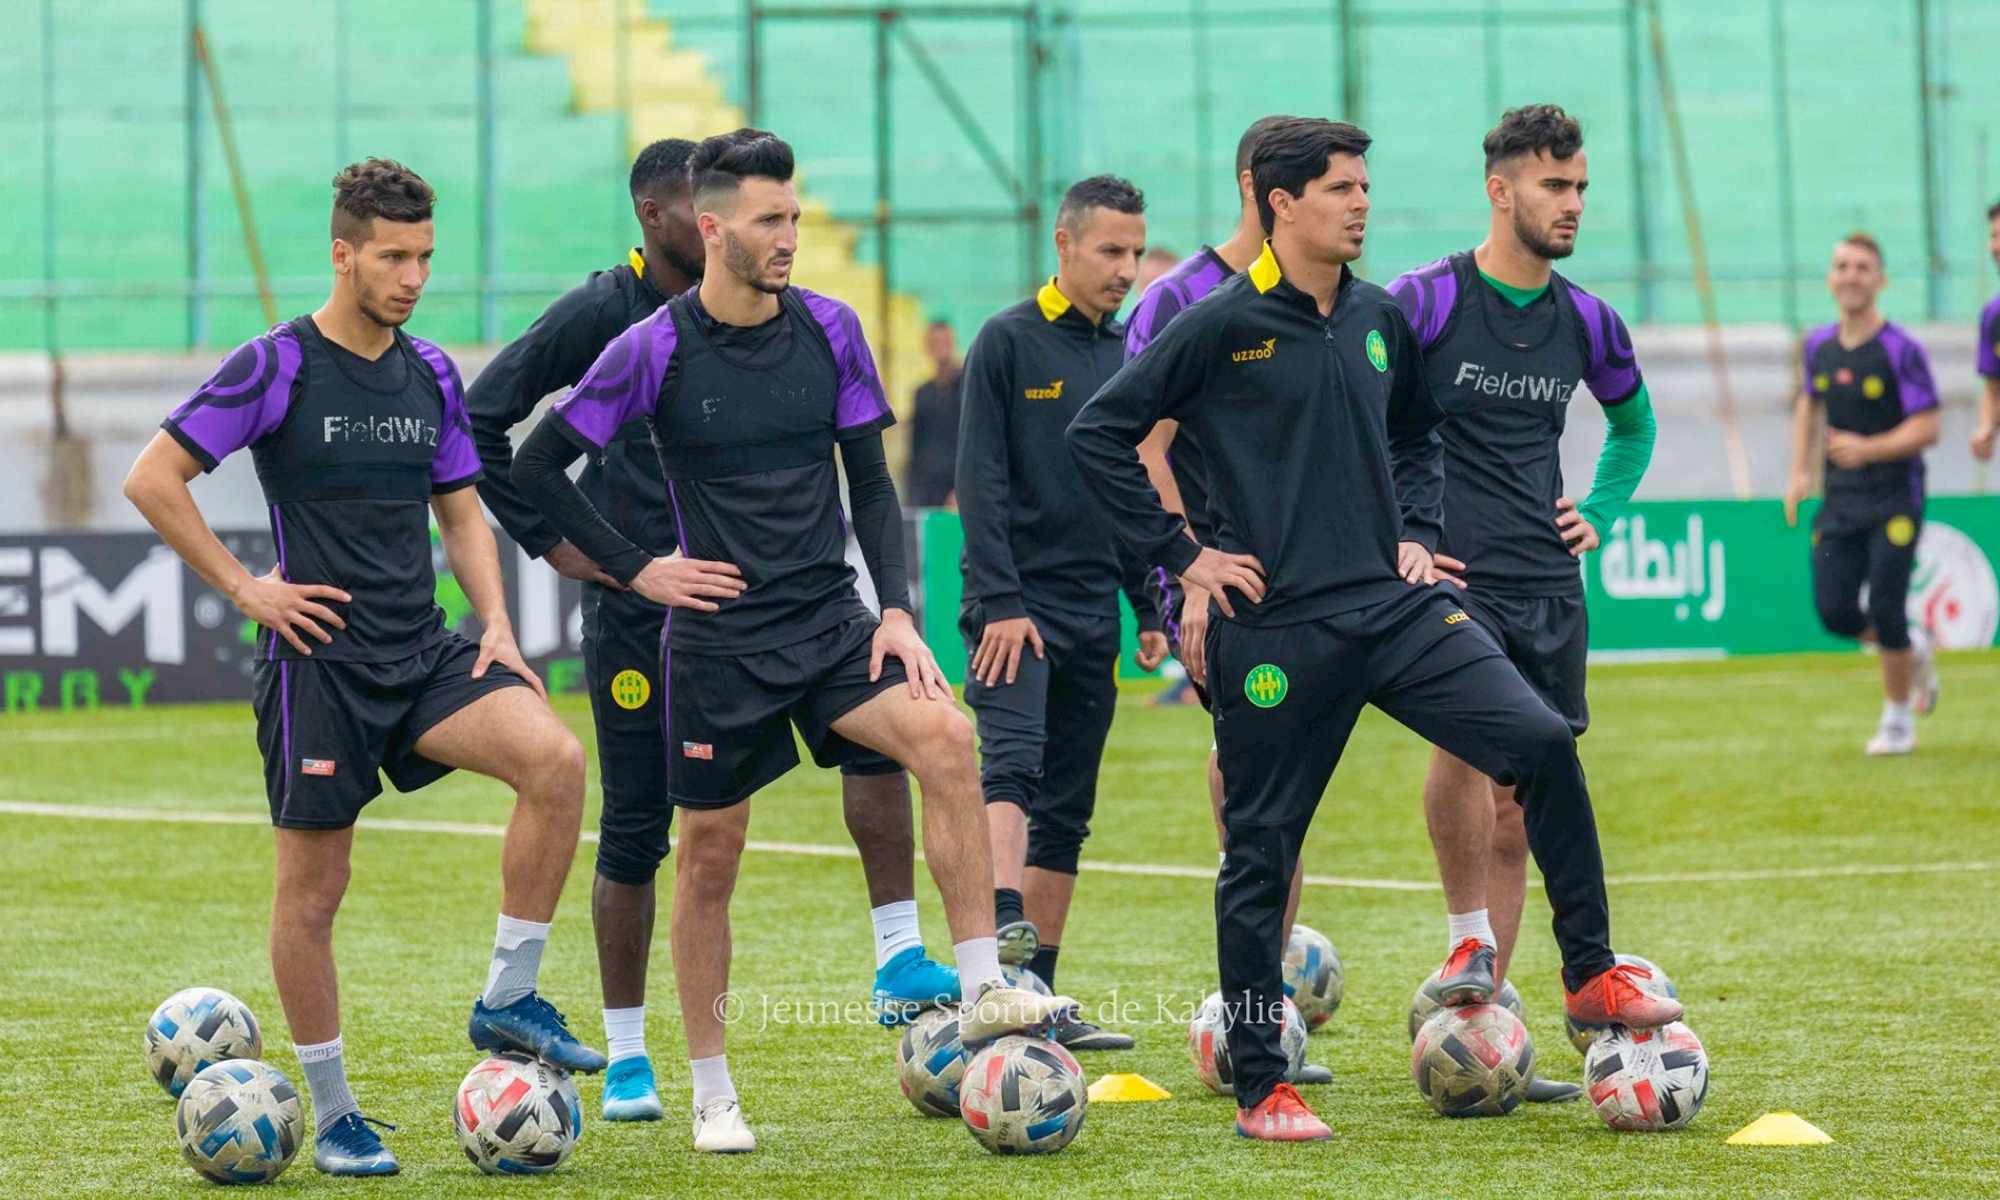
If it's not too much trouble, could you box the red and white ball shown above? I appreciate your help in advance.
[1584,1021,1709,1131]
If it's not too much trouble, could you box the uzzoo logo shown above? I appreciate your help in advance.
[1231,337,1277,363]
[1023,380,1064,401]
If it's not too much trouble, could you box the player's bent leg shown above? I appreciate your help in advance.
[845,768,962,1025]
[965,644,1052,966]
[1421,747,1498,1006]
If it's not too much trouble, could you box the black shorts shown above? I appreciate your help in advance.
[1455,590,1590,735]
[1810,504,1922,651]
[582,582,674,884]
[662,614,907,809]
[252,632,528,830]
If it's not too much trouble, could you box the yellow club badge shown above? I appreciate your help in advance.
[1885,515,1916,547]
[1862,375,1885,401]
[610,669,651,710]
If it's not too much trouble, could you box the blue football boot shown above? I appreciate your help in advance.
[871,945,962,1027]
[601,1056,664,1121]
[468,993,608,1074]
[313,1112,399,1177]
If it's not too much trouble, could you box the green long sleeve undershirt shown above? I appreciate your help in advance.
[1474,269,1657,533]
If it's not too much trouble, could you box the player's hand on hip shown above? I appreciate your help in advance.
[1554,497,1599,558]
[872,608,952,701]
[1135,629,1170,672]
[231,568,350,656]
[1971,421,1997,462]
[543,539,623,588]
[972,615,1043,688]
[1396,541,1440,585]
[629,552,746,611]
[1783,471,1811,528]
[1427,551,1470,587]
[1179,547,1265,619]
[472,619,547,701]
[1178,585,1211,686]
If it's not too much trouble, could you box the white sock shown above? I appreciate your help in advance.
[870,900,923,969]
[483,913,551,1009]
[1448,909,1496,952]
[603,1006,647,1065]
[690,1054,735,1109]
[1882,699,1913,725]
[295,1036,359,1129]
[954,935,1003,994]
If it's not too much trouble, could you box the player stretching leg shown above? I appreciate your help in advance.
[1071,118,1682,1142]
[467,139,954,1121]
[1784,233,1942,754]
[1969,199,1999,462]
[124,160,600,1177]
[1388,105,1658,1103]
[956,175,1168,1051]
[513,130,1073,1153]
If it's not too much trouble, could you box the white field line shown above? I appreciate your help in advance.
[2,800,1993,891]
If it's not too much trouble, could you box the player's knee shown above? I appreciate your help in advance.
[1514,707,1575,774]
[1869,598,1910,650]
[908,706,976,780]
[595,828,667,886]
[1816,594,1866,639]
[1025,810,1090,875]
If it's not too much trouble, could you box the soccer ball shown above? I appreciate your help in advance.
[1407,970,1523,1041]
[174,1059,303,1184]
[895,1006,966,1117]
[1584,1021,1709,1131]
[452,1053,582,1174]
[1566,954,1679,1053]
[1410,1003,1534,1117]
[1000,964,1052,997]
[146,987,263,1098]
[959,1035,1087,1154]
[1281,924,1344,1030]
[1186,991,1308,1097]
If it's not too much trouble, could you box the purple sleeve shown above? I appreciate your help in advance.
[1882,325,1939,415]
[1800,326,1834,395]
[1978,296,2000,379]
[410,337,482,491]
[1385,258,1455,353]
[1569,285,1643,403]
[1124,281,1184,361]
[801,290,894,437]
[161,326,302,470]
[550,308,675,449]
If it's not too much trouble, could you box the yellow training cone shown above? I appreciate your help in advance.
[1087,1072,1172,1102]
[1726,1112,1833,1145]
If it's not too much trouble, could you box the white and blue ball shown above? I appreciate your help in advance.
[147,987,263,1098]
[1282,924,1345,1030]
[959,1035,1087,1154]
[895,1006,966,1117]
[174,1058,303,1184]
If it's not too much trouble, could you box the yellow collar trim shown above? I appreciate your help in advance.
[1247,241,1283,294]
[1036,277,1073,322]
[629,247,646,275]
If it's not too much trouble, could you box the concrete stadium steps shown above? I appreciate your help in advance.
[522,0,932,413]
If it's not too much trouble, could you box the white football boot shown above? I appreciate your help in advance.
[692,1098,755,1153]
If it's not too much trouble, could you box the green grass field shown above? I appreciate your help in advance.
[4,651,1997,1198]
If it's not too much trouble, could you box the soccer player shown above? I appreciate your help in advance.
[1069,117,1682,1142]
[955,175,1167,1051]
[466,139,955,1122]
[1126,114,1310,940]
[510,129,1074,1153]
[1134,245,1181,300]
[1784,232,1942,754]
[122,159,601,1177]
[1387,104,1659,1105]
[1973,199,2000,462]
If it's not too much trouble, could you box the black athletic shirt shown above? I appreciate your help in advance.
[468,250,676,558]
[956,279,1160,628]
[1388,252,1644,596]
[1068,242,1444,628]
[1123,246,1234,545]
[162,315,482,662]
[1800,320,1938,524]
[530,286,898,654]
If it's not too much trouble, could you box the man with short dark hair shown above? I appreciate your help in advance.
[512,129,1075,1154]
[1387,104,1658,1104]
[1070,117,1681,1141]
[904,319,963,507]
[1784,232,1942,754]
[124,158,600,1177]
[1972,199,2000,461]
[467,138,954,1124]
[956,174,1167,1051]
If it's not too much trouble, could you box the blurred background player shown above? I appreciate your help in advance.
[1127,114,1308,943]
[955,175,1167,1051]
[467,139,954,1124]
[1974,199,2000,461]
[1134,245,1181,301]
[123,159,600,1176]
[512,129,1075,1153]
[1387,104,1657,1105]
[903,319,963,507]
[1784,233,1942,754]
[1070,117,1682,1142]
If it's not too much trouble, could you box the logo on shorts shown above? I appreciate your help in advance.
[1444,610,1470,625]
[1365,328,1389,373]
[682,741,714,760]
[1231,336,1277,363]
[1244,663,1288,708]
[300,758,336,777]
[609,669,651,710]
[1862,374,1886,401]
[1023,379,1064,401]
[1885,515,1916,547]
